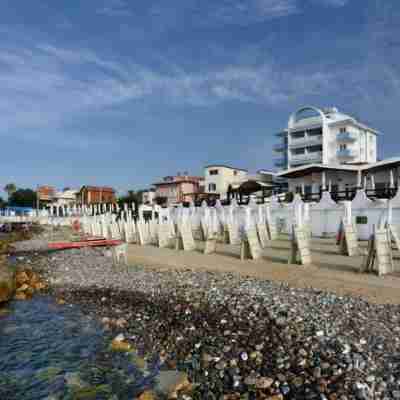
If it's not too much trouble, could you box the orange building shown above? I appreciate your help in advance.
[78,186,116,205]
[153,174,203,205]
[37,185,56,205]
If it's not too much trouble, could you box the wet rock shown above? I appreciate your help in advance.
[71,385,110,399]
[111,334,132,352]
[15,270,30,286]
[256,377,274,389]
[14,291,28,300]
[115,317,128,328]
[0,307,10,317]
[36,366,63,382]
[136,390,157,400]
[17,283,29,292]
[65,371,86,388]
[0,258,15,303]
[113,333,125,342]
[156,370,192,399]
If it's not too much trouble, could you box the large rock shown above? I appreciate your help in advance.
[0,257,15,303]
[155,370,192,399]
[136,391,157,400]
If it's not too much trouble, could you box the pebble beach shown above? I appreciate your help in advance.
[9,235,400,400]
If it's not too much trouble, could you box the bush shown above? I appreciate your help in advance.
[284,192,294,203]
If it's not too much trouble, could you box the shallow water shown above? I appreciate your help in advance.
[0,296,157,400]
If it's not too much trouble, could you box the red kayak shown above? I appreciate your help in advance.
[48,239,124,250]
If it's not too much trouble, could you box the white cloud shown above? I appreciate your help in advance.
[312,0,348,6]
[95,0,350,27]
[0,39,398,141]
[96,0,132,17]
[210,0,298,24]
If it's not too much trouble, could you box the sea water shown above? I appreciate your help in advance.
[0,296,157,400]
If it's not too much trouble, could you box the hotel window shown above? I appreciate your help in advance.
[340,127,346,133]
[209,169,219,175]
[208,183,216,192]
[339,144,347,151]
[292,131,305,140]
[292,148,305,155]
[308,128,322,137]
[233,170,238,176]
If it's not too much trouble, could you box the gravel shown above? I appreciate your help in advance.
[14,241,400,399]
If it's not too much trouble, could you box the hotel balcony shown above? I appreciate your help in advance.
[273,143,286,153]
[289,135,322,149]
[274,158,287,168]
[290,151,322,166]
[337,148,356,159]
[337,131,356,142]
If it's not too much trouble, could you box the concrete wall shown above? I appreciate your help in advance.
[268,192,393,240]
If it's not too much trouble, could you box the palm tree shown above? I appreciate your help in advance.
[4,183,16,199]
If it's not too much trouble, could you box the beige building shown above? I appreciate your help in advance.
[53,189,78,206]
[204,165,248,199]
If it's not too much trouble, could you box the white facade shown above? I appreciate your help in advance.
[204,165,248,199]
[286,169,359,194]
[52,189,78,206]
[279,159,400,198]
[275,106,378,169]
[142,190,155,205]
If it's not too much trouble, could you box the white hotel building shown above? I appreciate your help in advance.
[274,106,400,198]
[275,106,378,169]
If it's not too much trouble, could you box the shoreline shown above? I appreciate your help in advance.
[124,241,400,306]
[9,235,400,399]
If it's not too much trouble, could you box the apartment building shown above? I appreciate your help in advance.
[274,106,378,170]
[77,186,116,205]
[204,165,248,199]
[153,174,202,206]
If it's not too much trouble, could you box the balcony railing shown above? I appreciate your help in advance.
[289,135,322,148]
[290,151,322,165]
[274,158,287,168]
[337,148,355,159]
[273,143,286,152]
[337,131,356,142]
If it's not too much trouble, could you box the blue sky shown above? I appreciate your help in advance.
[1,0,399,196]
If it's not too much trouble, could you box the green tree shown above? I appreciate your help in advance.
[154,196,167,206]
[8,189,37,208]
[118,190,139,208]
[4,183,16,199]
[284,192,294,203]
[135,189,146,204]
[0,196,5,208]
